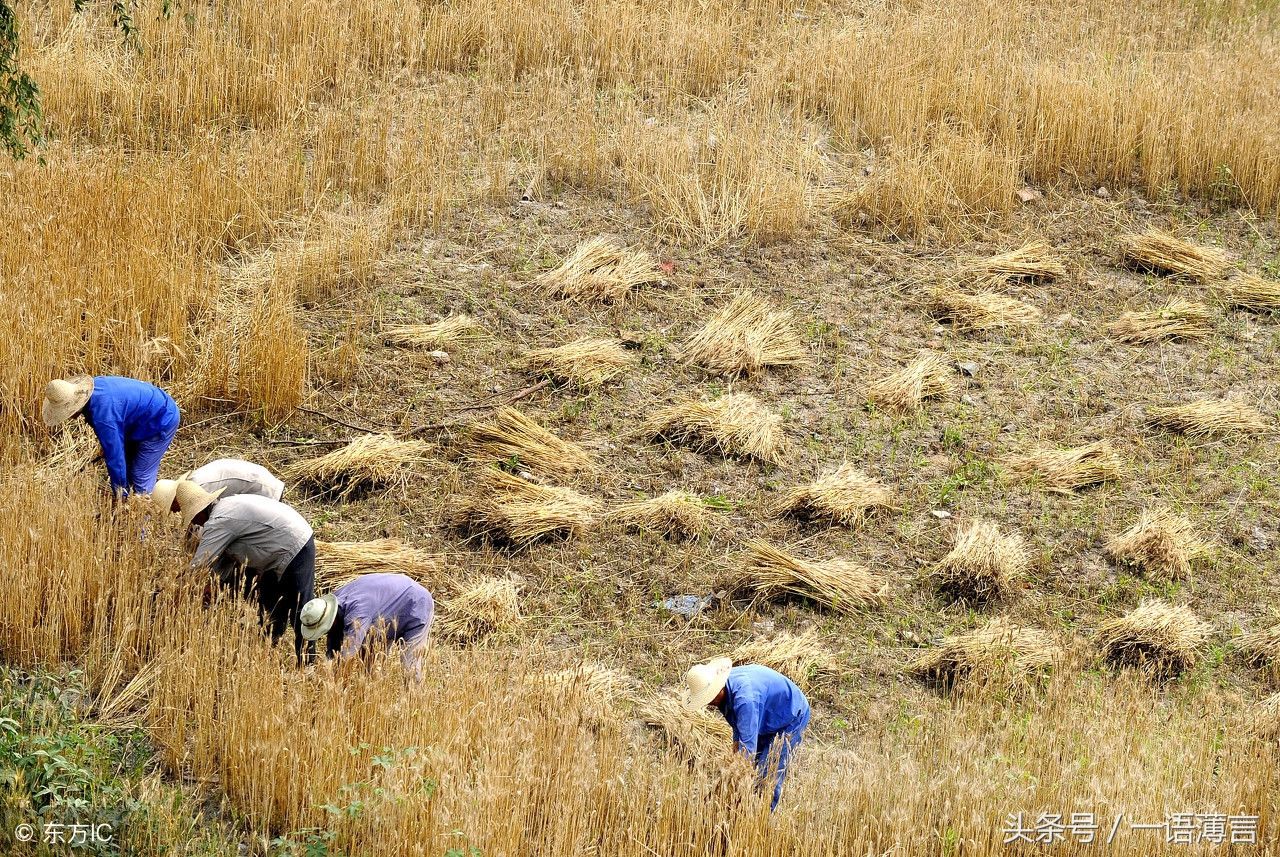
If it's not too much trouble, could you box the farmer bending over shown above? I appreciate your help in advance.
[42,375,180,497]
[300,573,435,680]
[176,482,315,664]
[153,457,285,514]
[683,658,811,811]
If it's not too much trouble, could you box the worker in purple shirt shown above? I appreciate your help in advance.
[42,375,180,496]
[683,658,811,810]
[299,573,435,680]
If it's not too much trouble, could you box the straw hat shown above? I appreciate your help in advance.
[176,480,224,530]
[42,376,94,426]
[151,479,181,514]
[682,657,732,708]
[300,594,339,641]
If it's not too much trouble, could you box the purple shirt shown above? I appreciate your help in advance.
[332,573,435,658]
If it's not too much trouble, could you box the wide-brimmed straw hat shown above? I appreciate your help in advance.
[151,479,182,514]
[42,376,94,426]
[682,656,732,708]
[176,480,224,530]
[300,594,339,641]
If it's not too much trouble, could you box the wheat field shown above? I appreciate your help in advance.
[2,0,1280,853]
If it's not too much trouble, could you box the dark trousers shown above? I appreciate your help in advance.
[242,537,315,664]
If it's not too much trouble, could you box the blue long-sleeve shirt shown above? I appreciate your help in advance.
[716,665,810,759]
[329,573,435,659]
[81,376,180,491]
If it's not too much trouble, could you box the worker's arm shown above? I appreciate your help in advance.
[729,690,763,758]
[90,416,129,494]
[338,615,371,659]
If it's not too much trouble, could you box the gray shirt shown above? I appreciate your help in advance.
[191,495,312,579]
[189,458,284,502]
[334,573,435,657]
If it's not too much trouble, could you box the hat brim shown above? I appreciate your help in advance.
[300,594,339,641]
[42,376,94,427]
[180,486,225,530]
[682,656,732,708]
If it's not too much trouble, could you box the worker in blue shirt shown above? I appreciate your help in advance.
[683,657,811,811]
[42,375,180,496]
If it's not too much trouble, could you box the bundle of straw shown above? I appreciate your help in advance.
[729,629,838,691]
[646,393,785,464]
[382,314,484,348]
[611,490,710,540]
[1004,440,1124,493]
[930,288,1043,331]
[288,434,433,499]
[930,519,1028,605]
[435,577,521,644]
[315,539,441,590]
[912,618,1057,694]
[1105,509,1210,582]
[643,693,733,760]
[680,291,806,376]
[1097,600,1208,677]
[1146,399,1268,438]
[36,423,101,477]
[738,539,886,613]
[960,242,1066,284]
[519,337,637,387]
[465,407,597,478]
[1120,230,1230,282]
[1109,299,1214,343]
[1237,622,1280,671]
[451,468,601,547]
[1221,274,1280,312]
[1248,693,1280,742]
[776,464,892,527]
[539,237,662,303]
[867,350,954,411]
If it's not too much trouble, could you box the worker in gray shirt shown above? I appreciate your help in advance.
[176,481,315,663]
[299,573,434,680]
[153,458,284,514]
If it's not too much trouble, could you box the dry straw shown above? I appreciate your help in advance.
[1249,693,1280,742]
[930,519,1028,605]
[930,288,1043,331]
[519,337,637,387]
[1109,299,1214,343]
[1105,510,1210,582]
[1097,600,1208,677]
[451,468,600,547]
[36,424,100,477]
[647,393,785,464]
[611,490,710,540]
[465,407,596,478]
[435,577,521,644]
[912,618,1057,694]
[739,539,886,613]
[1120,230,1230,282]
[528,663,635,725]
[777,464,892,527]
[315,539,441,590]
[288,433,432,499]
[1147,399,1268,438]
[960,242,1066,284]
[643,693,733,760]
[539,236,662,303]
[1237,622,1280,671]
[382,314,484,348]
[681,291,806,376]
[1221,274,1280,312]
[729,629,838,691]
[867,350,954,411]
[1004,440,1124,493]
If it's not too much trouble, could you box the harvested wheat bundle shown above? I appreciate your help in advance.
[288,434,433,499]
[382,314,484,348]
[1248,693,1280,742]
[647,393,785,464]
[681,291,806,376]
[1004,440,1124,493]
[539,236,662,303]
[1222,274,1280,312]
[644,692,733,760]
[930,519,1028,605]
[1105,510,1210,582]
[729,629,839,691]
[960,242,1066,284]
[519,337,636,387]
[36,424,100,477]
[1109,299,1214,343]
[867,350,954,411]
[435,577,521,644]
[465,407,596,478]
[912,618,1057,694]
[451,468,601,547]
[777,464,891,527]
[1147,399,1268,438]
[930,288,1043,331]
[739,539,886,614]
[612,490,710,540]
[315,539,441,590]
[1097,600,1207,677]
[1120,230,1230,282]
[1237,623,1280,670]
